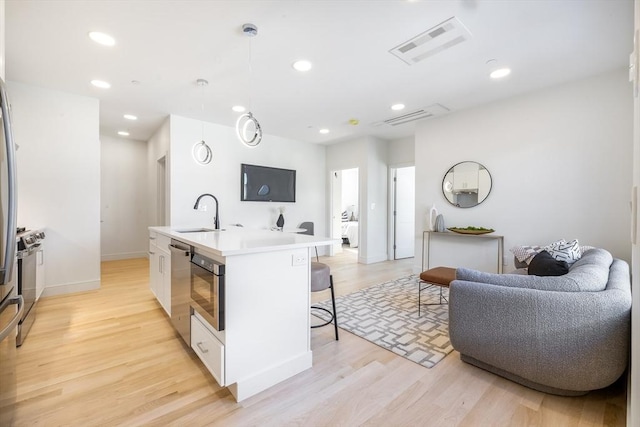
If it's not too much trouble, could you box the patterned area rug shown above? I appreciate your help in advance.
[314,275,453,369]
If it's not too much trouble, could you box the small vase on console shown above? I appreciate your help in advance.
[276,206,285,230]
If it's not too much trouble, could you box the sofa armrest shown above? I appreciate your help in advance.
[449,279,631,392]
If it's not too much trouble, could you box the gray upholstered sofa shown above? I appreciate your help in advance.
[448,248,631,396]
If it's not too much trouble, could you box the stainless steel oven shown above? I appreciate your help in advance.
[190,248,225,331]
[16,229,44,347]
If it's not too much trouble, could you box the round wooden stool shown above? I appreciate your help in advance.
[418,266,455,315]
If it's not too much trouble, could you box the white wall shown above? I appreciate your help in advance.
[8,81,101,295]
[147,118,170,227]
[0,0,5,80]
[388,136,414,166]
[414,68,633,273]
[167,115,327,236]
[101,135,148,261]
[327,136,389,263]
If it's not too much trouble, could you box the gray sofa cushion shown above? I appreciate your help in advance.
[456,248,612,292]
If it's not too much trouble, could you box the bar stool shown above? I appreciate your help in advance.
[310,262,339,340]
[298,221,319,262]
[418,266,456,316]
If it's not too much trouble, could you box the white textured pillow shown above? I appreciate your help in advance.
[544,239,581,264]
[510,245,543,264]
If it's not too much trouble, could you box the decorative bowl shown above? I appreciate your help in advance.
[447,227,495,235]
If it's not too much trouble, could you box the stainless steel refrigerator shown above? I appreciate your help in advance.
[0,76,21,426]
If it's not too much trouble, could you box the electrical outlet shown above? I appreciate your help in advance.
[503,256,509,266]
[292,254,307,266]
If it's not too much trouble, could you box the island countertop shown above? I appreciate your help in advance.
[149,226,338,257]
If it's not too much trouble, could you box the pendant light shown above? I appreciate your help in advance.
[193,78,213,164]
[236,23,263,147]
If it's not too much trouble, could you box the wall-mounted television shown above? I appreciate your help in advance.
[241,163,296,202]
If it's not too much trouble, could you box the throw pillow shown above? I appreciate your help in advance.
[527,250,569,276]
[510,245,543,264]
[544,239,581,264]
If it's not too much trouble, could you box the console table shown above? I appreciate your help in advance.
[421,231,504,274]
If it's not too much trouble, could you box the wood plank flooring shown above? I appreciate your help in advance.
[9,251,626,426]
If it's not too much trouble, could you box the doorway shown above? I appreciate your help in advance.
[330,168,359,260]
[392,166,415,259]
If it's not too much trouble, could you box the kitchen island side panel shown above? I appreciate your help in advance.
[223,247,311,386]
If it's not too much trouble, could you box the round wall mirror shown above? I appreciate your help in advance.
[442,161,492,208]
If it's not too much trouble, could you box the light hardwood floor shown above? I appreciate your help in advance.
[9,251,626,426]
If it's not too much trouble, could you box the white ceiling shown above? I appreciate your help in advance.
[5,0,634,145]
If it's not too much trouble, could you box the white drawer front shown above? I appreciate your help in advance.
[191,315,225,386]
[156,234,171,252]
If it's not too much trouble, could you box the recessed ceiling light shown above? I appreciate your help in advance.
[91,79,111,89]
[232,105,246,113]
[88,31,116,46]
[292,60,312,72]
[123,114,137,120]
[391,103,405,111]
[118,131,130,136]
[319,129,330,134]
[490,68,511,79]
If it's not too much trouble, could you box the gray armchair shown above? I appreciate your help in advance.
[448,249,631,396]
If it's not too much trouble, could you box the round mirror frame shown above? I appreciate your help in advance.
[441,161,492,208]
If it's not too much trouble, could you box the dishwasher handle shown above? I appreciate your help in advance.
[169,244,190,257]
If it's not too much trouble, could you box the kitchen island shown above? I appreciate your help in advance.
[148,226,337,402]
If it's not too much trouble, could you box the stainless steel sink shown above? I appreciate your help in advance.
[175,228,224,233]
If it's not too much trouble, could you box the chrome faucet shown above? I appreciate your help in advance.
[193,193,220,230]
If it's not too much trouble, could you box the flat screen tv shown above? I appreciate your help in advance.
[241,163,296,202]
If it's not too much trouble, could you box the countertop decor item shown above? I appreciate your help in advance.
[434,214,445,232]
[447,226,494,235]
[276,206,285,229]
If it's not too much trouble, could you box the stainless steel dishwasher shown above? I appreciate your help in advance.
[169,240,191,345]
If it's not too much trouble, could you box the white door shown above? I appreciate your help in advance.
[394,166,415,259]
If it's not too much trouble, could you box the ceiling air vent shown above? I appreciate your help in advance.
[389,17,472,65]
[375,104,450,127]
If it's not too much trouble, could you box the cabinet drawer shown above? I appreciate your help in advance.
[156,234,171,252]
[191,315,225,386]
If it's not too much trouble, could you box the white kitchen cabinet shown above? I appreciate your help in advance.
[452,162,479,192]
[148,231,171,316]
[191,312,224,386]
[35,240,45,300]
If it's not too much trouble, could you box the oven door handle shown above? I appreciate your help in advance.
[0,295,24,342]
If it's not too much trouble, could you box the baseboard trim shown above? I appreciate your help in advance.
[358,254,388,264]
[42,279,100,297]
[227,351,312,402]
[101,251,148,262]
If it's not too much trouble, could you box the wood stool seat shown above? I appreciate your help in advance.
[418,266,456,315]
